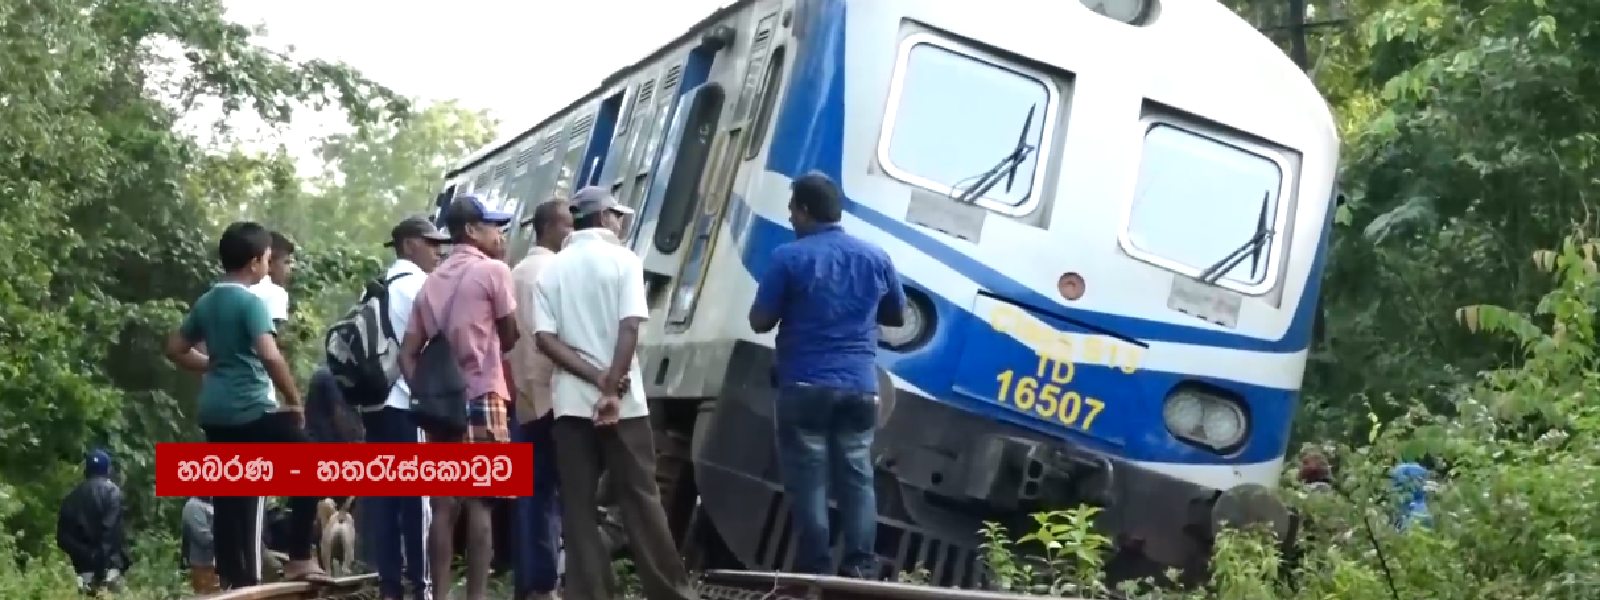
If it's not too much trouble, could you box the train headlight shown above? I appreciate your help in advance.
[1163,386,1247,452]
[1080,0,1155,24]
[879,287,934,352]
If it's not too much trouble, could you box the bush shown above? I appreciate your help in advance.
[976,229,1600,599]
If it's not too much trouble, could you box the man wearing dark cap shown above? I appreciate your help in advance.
[357,215,449,600]
[534,186,696,600]
[399,195,519,600]
[749,171,905,579]
[57,449,129,594]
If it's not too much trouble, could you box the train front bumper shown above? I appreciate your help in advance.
[890,429,1290,571]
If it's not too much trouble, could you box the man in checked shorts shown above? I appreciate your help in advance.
[399,194,519,600]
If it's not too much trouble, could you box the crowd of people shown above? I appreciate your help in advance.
[49,172,1451,600]
[54,172,915,600]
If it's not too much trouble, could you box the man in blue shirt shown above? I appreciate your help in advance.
[748,171,906,578]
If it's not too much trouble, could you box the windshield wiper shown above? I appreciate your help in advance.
[1197,190,1274,285]
[950,104,1038,204]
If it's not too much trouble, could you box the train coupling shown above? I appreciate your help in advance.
[962,434,1114,512]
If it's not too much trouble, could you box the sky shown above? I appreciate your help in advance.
[215,0,728,168]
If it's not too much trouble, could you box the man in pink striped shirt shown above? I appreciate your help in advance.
[399,194,518,600]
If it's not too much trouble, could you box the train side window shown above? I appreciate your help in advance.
[1122,123,1287,291]
[743,45,787,161]
[878,36,1057,215]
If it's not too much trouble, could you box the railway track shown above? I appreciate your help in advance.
[192,569,1089,600]
[698,570,1090,600]
[199,574,378,600]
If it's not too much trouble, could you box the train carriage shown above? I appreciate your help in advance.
[432,0,1338,586]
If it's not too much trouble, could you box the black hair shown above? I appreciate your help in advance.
[270,231,295,258]
[531,198,569,239]
[790,170,843,223]
[219,221,273,272]
[574,211,605,231]
[443,198,482,241]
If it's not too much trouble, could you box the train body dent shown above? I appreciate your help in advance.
[436,0,1338,585]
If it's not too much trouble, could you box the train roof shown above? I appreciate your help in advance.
[445,0,746,179]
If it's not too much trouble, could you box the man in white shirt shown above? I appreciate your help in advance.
[364,216,446,600]
[248,231,295,404]
[249,231,295,324]
[508,199,572,600]
[534,187,696,600]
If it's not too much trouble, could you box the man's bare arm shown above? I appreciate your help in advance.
[494,316,520,352]
[535,332,604,387]
[164,331,208,373]
[601,317,643,393]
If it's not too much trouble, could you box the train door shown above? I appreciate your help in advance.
[662,9,790,329]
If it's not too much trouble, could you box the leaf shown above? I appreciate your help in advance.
[1363,195,1436,243]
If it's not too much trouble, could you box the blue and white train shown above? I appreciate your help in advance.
[432,0,1338,586]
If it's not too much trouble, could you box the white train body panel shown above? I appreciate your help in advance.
[437,0,1337,570]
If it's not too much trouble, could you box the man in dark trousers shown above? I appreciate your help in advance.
[163,221,331,588]
[399,195,519,600]
[509,199,573,600]
[57,449,129,594]
[367,215,448,600]
[534,187,696,600]
[748,172,905,579]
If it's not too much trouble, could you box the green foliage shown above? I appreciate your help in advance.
[977,507,1113,597]
[0,0,493,571]
[979,229,1600,599]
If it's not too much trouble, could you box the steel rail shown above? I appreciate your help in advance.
[195,573,377,600]
[700,569,1091,600]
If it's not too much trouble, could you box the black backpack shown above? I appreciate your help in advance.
[409,276,469,439]
[324,272,414,409]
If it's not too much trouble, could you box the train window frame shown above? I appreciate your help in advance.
[876,32,1062,218]
[1117,115,1296,296]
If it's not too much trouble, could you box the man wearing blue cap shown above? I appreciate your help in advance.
[399,193,520,600]
[57,449,129,594]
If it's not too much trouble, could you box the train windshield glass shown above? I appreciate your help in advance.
[1126,124,1285,287]
[882,42,1050,209]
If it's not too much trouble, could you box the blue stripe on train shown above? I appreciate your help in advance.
[719,0,1326,466]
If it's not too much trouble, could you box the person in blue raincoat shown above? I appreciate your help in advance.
[1390,462,1433,531]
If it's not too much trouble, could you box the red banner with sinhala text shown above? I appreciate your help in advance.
[154,443,535,497]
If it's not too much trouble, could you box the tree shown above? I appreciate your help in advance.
[264,100,499,250]
[0,0,406,554]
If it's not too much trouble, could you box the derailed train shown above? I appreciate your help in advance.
[431,0,1338,586]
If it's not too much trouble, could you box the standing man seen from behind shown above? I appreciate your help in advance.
[250,231,296,405]
[748,172,905,579]
[534,186,697,600]
[57,449,129,595]
[366,216,448,600]
[398,196,518,600]
[163,221,330,589]
[250,231,296,326]
[509,199,573,600]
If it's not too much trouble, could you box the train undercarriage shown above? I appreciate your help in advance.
[626,341,1291,590]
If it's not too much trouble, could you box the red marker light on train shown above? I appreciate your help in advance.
[1058,272,1086,301]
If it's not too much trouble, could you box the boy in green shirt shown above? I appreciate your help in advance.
[164,221,330,589]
